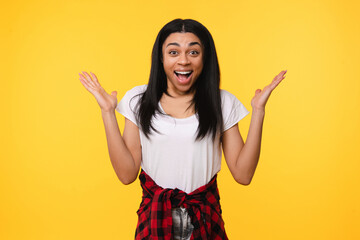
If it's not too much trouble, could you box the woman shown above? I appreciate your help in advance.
[79,18,287,240]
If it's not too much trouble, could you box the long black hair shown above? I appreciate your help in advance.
[136,18,223,141]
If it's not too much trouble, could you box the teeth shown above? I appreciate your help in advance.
[175,71,192,74]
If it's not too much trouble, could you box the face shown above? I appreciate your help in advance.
[162,32,204,96]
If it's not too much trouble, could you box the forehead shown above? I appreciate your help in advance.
[163,32,202,48]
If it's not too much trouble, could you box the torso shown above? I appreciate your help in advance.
[116,84,250,193]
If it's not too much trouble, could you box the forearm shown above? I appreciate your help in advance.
[235,108,265,184]
[101,110,137,184]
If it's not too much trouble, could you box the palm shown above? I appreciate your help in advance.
[251,70,287,110]
[79,71,118,112]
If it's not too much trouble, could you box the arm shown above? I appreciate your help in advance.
[222,109,264,185]
[79,71,141,185]
[101,111,141,185]
[222,70,287,185]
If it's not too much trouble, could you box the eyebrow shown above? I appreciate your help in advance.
[165,42,201,48]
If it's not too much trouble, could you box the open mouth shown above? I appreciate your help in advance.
[174,70,193,84]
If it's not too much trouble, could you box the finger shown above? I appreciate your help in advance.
[267,76,283,91]
[266,70,286,92]
[274,71,285,80]
[90,72,100,86]
[274,70,287,80]
[111,91,118,97]
[90,72,98,82]
[270,76,284,90]
[79,73,91,85]
[82,71,94,82]
[81,71,96,88]
[79,73,93,87]
[79,77,95,93]
[274,70,287,82]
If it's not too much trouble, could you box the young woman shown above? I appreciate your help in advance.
[79,18,287,240]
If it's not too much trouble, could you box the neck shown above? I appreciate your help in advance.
[166,87,196,99]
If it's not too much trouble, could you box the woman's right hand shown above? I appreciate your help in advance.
[79,71,118,112]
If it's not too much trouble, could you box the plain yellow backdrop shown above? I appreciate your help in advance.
[1,0,359,239]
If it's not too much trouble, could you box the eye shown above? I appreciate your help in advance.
[169,50,178,55]
[189,50,200,55]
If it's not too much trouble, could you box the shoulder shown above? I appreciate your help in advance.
[220,89,249,131]
[117,84,147,110]
[116,85,148,125]
[125,84,148,97]
[121,84,148,105]
[220,89,240,106]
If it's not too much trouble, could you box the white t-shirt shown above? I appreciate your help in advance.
[116,84,249,193]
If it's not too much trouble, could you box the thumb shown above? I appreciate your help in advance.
[255,89,261,95]
[111,91,117,97]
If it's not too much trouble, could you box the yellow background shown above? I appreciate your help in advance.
[1,0,359,239]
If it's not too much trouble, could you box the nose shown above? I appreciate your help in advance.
[177,53,190,65]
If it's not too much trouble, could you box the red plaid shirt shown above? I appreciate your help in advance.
[135,169,228,240]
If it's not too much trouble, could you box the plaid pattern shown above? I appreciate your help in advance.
[135,169,228,240]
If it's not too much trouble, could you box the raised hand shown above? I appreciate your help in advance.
[79,71,118,112]
[251,70,287,111]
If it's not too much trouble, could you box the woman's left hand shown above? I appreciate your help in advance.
[251,70,287,111]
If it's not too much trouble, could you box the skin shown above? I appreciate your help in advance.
[162,32,203,96]
[160,32,203,118]
[222,70,287,185]
[79,32,287,185]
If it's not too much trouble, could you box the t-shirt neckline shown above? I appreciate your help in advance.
[158,102,197,123]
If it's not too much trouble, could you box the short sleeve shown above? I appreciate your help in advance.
[221,89,250,132]
[115,85,147,126]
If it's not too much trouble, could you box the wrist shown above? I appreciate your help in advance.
[252,107,265,113]
[252,108,265,118]
[101,108,116,115]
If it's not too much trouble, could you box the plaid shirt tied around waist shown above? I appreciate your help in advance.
[135,169,228,240]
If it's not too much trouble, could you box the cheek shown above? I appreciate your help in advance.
[163,59,176,72]
[162,63,174,79]
[163,63,172,74]
[196,61,204,73]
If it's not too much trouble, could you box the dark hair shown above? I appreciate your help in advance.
[136,18,223,141]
